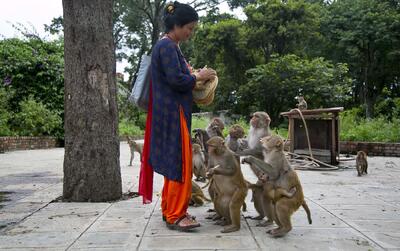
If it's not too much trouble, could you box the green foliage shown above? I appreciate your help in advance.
[13,96,62,137]
[238,54,352,125]
[0,88,14,136]
[0,38,64,113]
[119,118,144,136]
[0,37,64,138]
[245,0,322,57]
[191,116,210,131]
[340,108,400,142]
[321,0,400,117]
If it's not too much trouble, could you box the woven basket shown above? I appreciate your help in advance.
[193,76,218,106]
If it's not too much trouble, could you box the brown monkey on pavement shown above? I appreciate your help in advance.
[127,137,143,166]
[356,151,368,176]
[246,180,266,221]
[190,181,211,207]
[242,135,312,237]
[237,112,274,224]
[206,136,248,233]
[192,143,207,182]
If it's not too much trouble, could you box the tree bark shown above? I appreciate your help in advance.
[63,0,122,202]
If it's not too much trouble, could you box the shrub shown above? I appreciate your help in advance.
[0,88,13,136]
[340,109,400,142]
[191,116,210,131]
[119,119,144,136]
[13,96,62,136]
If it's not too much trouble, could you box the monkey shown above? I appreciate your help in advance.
[236,112,274,223]
[356,151,368,176]
[238,112,272,160]
[192,143,207,182]
[193,128,210,154]
[127,136,143,166]
[206,117,225,138]
[242,135,312,237]
[189,180,211,207]
[245,174,295,226]
[225,124,246,153]
[296,96,307,110]
[257,173,297,203]
[245,180,265,221]
[193,128,210,165]
[206,136,248,233]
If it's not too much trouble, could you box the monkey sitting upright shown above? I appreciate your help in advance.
[206,136,248,233]
[242,135,312,237]
[206,117,225,138]
[225,124,246,153]
[192,143,207,182]
[236,111,274,224]
[127,137,143,166]
[356,151,368,176]
[296,96,308,110]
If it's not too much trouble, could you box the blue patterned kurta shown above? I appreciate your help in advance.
[149,38,196,182]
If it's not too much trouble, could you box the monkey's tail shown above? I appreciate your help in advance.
[302,201,312,224]
[201,179,211,189]
[201,194,212,202]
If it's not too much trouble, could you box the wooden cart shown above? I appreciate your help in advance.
[280,107,344,165]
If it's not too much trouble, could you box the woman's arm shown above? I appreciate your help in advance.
[159,42,195,92]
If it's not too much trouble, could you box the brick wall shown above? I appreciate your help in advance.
[0,136,60,152]
[1,136,398,157]
[340,141,400,157]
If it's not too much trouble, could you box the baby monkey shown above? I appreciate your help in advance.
[258,172,297,203]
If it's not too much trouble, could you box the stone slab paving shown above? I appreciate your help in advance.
[0,141,399,250]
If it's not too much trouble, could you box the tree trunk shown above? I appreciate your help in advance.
[63,0,122,202]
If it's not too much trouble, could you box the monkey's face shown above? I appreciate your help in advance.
[260,135,283,151]
[211,118,224,130]
[192,144,202,154]
[206,136,225,155]
[229,125,245,139]
[250,112,271,128]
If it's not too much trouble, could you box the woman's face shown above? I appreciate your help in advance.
[174,21,197,41]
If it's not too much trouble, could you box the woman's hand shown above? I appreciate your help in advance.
[194,67,216,82]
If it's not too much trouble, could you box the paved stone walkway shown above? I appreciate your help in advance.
[0,142,399,250]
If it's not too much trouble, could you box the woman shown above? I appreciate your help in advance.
[140,1,216,231]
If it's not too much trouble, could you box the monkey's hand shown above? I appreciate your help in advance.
[206,168,215,178]
[258,173,268,182]
[241,157,252,165]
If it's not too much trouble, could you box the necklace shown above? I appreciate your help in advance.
[165,33,179,44]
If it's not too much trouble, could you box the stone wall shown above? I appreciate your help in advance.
[340,141,400,157]
[0,136,60,152]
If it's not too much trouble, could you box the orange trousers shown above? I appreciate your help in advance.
[161,107,193,224]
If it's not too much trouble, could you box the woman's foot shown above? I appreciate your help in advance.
[166,215,200,231]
